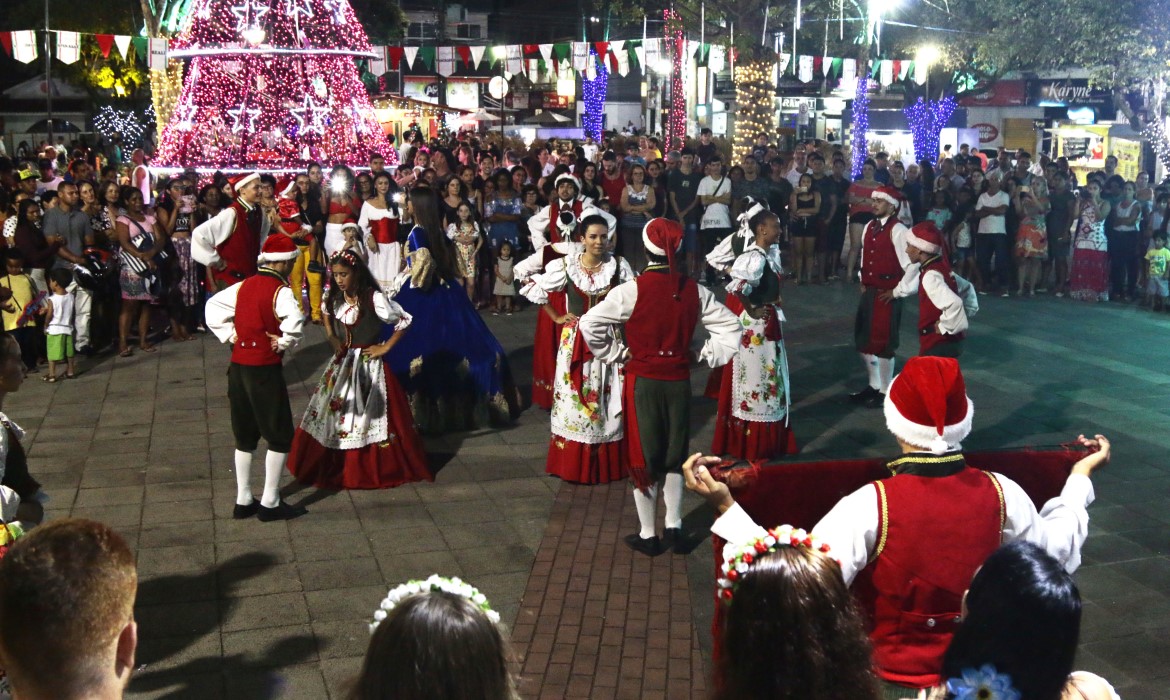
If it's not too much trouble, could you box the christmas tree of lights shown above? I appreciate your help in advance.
[154,0,393,173]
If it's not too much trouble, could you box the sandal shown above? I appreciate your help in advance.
[118,347,133,358]
[141,345,158,353]
[41,375,57,383]
[65,372,76,379]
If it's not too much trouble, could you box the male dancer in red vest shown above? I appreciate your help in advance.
[579,218,740,556]
[205,234,308,522]
[527,173,594,249]
[192,172,264,291]
[904,221,977,358]
[851,185,919,408]
[686,356,1110,696]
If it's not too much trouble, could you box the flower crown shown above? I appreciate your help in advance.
[369,574,500,634]
[717,525,832,604]
[330,249,361,266]
[947,664,1020,700]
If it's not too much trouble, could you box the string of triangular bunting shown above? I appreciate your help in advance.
[1,28,929,87]
[0,29,170,70]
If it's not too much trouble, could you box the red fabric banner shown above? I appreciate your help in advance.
[523,44,539,56]
[594,41,609,59]
[0,32,11,57]
[455,45,471,66]
[95,33,114,58]
[387,46,404,70]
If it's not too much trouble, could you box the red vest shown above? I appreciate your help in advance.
[213,201,260,286]
[544,198,586,244]
[229,270,288,367]
[918,259,964,353]
[625,273,700,381]
[851,464,1004,688]
[861,216,904,290]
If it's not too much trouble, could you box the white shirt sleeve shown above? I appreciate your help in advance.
[726,249,766,296]
[696,284,742,368]
[710,484,881,587]
[523,257,568,305]
[706,233,738,271]
[999,472,1094,573]
[922,270,968,335]
[954,273,979,317]
[0,485,19,523]
[204,281,243,343]
[889,223,921,298]
[513,249,546,283]
[191,207,238,268]
[528,205,552,249]
[358,201,372,233]
[579,280,636,363]
[373,291,412,331]
[274,286,304,353]
[617,256,636,283]
[446,223,459,240]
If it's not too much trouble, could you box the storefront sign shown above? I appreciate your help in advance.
[403,79,440,104]
[1029,79,1112,108]
[972,123,999,144]
[958,80,1027,107]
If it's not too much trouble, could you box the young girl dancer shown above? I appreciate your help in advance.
[287,251,429,489]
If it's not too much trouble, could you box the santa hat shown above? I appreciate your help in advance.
[642,217,684,275]
[579,205,617,240]
[906,221,945,255]
[257,233,300,264]
[883,356,974,455]
[276,176,296,197]
[230,172,260,192]
[554,173,581,191]
[276,198,306,237]
[871,185,903,207]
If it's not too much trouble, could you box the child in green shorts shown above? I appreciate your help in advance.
[40,268,76,382]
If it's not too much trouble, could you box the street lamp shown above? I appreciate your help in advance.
[917,45,940,100]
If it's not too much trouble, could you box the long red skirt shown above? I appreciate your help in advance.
[710,358,798,461]
[531,291,565,410]
[288,366,432,490]
[1069,248,1110,302]
[703,293,744,399]
[546,435,628,484]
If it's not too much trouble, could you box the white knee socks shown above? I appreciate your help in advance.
[261,451,287,508]
[878,357,895,394]
[234,450,254,506]
[861,353,880,391]
[632,485,659,539]
[663,473,684,530]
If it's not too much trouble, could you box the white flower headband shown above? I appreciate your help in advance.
[369,574,500,634]
[717,524,833,604]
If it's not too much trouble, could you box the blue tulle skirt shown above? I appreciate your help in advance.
[386,277,520,434]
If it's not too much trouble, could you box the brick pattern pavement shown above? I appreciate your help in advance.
[512,482,707,700]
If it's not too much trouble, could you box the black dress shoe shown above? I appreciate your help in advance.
[662,527,684,554]
[849,386,879,403]
[864,392,886,409]
[233,500,259,519]
[257,500,308,522]
[624,533,663,557]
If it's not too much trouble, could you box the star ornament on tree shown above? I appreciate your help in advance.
[284,0,314,21]
[226,103,263,133]
[230,0,270,33]
[291,94,329,136]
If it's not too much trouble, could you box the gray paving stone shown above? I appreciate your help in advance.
[220,593,310,632]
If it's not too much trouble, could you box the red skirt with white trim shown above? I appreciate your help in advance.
[710,360,798,461]
[545,435,628,484]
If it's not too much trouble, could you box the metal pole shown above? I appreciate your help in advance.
[499,61,504,143]
[45,0,54,147]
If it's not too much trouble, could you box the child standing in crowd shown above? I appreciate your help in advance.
[1144,233,1170,311]
[926,189,953,232]
[493,240,516,315]
[948,188,976,282]
[0,250,40,374]
[40,268,76,382]
[447,202,482,301]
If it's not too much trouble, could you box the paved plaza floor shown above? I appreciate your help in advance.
[11,281,1170,699]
